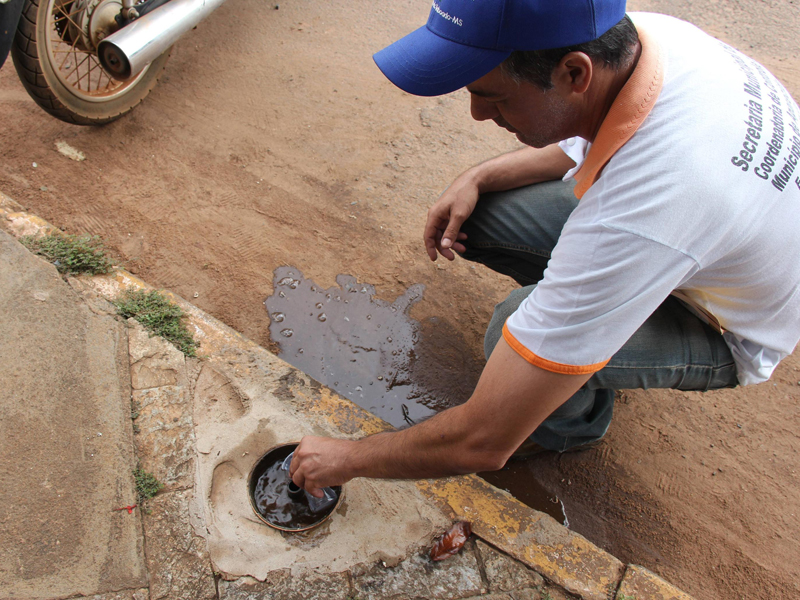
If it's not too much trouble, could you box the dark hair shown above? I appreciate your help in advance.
[501,15,639,90]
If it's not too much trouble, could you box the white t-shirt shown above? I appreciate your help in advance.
[504,13,800,386]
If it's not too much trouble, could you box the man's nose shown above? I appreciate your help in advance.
[470,95,498,121]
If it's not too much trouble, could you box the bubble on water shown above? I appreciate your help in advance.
[349,288,357,294]
[366,314,372,320]
[298,348,304,354]
[272,312,285,322]
[318,313,327,322]
[360,287,368,293]
[290,281,299,289]
[344,300,348,304]
[278,277,295,287]
[377,375,383,380]
[280,328,293,337]
[316,302,323,309]
[391,307,397,312]
[387,337,393,342]
[311,286,317,292]
[326,293,332,300]
[335,296,341,302]
[279,291,286,298]
[344,316,350,322]
[355,386,363,392]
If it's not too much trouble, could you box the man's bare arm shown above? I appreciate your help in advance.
[424,144,576,260]
[289,338,590,493]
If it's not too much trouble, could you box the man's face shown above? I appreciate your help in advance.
[466,66,577,148]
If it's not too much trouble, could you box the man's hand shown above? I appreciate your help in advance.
[289,436,357,498]
[423,144,576,262]
[423,171,479,261]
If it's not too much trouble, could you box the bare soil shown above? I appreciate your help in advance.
[1,0,798,598]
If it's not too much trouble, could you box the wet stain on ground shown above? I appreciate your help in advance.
[265,266,567,524]
[479,462,567,525]
[265,265,436,427]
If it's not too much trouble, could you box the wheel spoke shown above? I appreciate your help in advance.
[87,56,102,92]
[73,53,92,88]
[55,9,84,33]
[57,30,81,70]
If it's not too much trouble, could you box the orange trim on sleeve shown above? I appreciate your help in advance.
[502,323,609,375]
[573,25,666,199]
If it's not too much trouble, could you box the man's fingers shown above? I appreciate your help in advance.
[424,236,439,261]
[451,242,467,254]
[291,469,305,490]
[441,213,469,250]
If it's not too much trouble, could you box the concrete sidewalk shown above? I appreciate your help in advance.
[0,192,691,600]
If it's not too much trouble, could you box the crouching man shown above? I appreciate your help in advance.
[289,0,800,494]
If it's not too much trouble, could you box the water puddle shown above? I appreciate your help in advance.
[265,266,567,524]
[265,265,436,427]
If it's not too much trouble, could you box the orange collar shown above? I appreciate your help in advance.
[572,26,666,199]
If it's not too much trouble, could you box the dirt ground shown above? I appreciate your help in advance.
[1,0,798,598]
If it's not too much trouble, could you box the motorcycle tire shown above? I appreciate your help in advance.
[11,0,170,125]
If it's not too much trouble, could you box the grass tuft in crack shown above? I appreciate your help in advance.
[20,233,115,275]
[134,467,162,502]
[114,288,198,356]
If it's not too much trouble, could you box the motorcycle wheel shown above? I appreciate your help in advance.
[11,0,170,125]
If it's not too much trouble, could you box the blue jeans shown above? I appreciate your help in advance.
[460,180,738,451]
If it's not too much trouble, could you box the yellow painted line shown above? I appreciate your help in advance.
[617,564,695,600]
[1,199,696,600]
[417,477,624,600]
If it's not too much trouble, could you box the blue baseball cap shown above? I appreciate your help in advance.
[374,0,627,97]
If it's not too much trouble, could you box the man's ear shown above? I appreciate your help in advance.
[552,51,593,95]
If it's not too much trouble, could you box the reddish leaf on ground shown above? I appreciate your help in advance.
[429,521,472,561]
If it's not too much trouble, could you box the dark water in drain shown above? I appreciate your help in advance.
[253,455,341,529]
[265,266,566,524]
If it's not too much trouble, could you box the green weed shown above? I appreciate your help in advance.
[114,288,198,357]
[20,233,115,275]
[134,467,162,502]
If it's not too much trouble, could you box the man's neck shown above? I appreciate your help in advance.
[579,41,643,142]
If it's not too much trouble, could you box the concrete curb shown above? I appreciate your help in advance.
[0,191,695,600]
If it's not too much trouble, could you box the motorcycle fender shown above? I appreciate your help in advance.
[0,0,25,70]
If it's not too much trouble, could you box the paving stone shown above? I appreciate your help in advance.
[539,585,580,600]
[477,540,544,593]
[127,321,196,490]
[132,384,195,490]
[351,548,483,600]
[616,565,693,600]
[220,571,351,600]
[143,489,216,600]
[85,589,150,600]
[509,589,542,600]
[128,322,188,389]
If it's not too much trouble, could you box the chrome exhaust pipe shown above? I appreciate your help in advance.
[98,0,228,81]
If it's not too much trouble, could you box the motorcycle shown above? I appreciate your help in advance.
[0,0,226,124]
